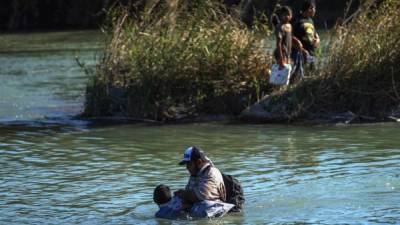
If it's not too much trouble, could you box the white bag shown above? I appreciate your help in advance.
[269,64,292,85]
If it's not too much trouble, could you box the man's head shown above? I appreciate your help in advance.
[301,0,316,18]
[153,184,171,205]
[178,146,208,176]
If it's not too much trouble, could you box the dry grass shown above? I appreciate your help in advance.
[271,0,400,119]
[84,0,273,121]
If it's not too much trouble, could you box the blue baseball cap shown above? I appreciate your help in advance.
[178,146,206,165]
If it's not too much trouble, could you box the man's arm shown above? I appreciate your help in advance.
[174,189,201,204]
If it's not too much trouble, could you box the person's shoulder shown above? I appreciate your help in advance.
[206,165,224,178]
[283,23,292,32]
[170,196,183,208]
[209,165,219,172]
[275,23,284,31]
[275,23,285,37]
[307,17,315,24]
[300,16,314,24]
[155,196,184,219]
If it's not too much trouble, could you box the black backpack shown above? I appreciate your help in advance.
[222,173,245,212]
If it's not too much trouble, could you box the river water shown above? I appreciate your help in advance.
[0,31,399,225]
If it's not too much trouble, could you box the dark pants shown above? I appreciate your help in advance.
[290,50,304,84]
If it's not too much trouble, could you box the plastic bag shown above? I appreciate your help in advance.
[269,64,292,85]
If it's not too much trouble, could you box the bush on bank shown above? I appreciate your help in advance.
[84,0,272,121]
[265,0,400,121]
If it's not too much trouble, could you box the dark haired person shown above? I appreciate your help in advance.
[153,147,234,219]
[153,184,187,219]
[292,0,320,66]
[271,5,309,85]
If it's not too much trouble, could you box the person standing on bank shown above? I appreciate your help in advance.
[271,5,309,85]
[292,0,320,67]
[174,146,226,210]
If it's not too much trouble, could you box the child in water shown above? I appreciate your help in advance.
[153,184,187,219]
[153,184,234,220]
[272,5,308,83]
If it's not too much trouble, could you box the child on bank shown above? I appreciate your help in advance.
[272,5,309,83]
[292,0,320,63]
[153,184,234,220]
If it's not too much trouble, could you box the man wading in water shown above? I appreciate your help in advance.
[153,146,234,219]
[174,146,226,209]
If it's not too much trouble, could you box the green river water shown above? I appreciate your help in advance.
[0,31,399,225]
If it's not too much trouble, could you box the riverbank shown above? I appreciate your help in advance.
[242,0,400,124]
[241,94,400,124]
[83,1,273,122]
[84,0,400,124]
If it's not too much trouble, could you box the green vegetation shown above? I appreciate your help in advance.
[84,0,272,121]
[267,0,400,120]
[85,0,399,123]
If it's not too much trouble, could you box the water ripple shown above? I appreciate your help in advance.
[1,123,400,224]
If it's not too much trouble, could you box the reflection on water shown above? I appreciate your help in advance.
[0,30,399,224]
[1,122,400,224]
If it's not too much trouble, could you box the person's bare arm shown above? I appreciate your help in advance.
[174,189,200,204]
[293,36,309,56]
[277,37,285,69]
[313,32,320,48]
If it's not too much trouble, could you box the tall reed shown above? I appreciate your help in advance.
[272,0,400,119]
[85,0,272,120]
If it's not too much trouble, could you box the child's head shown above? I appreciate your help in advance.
[153,184,171,205]
[278,6,293,23]
[301,0,316,17]
[272,5,293,26]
